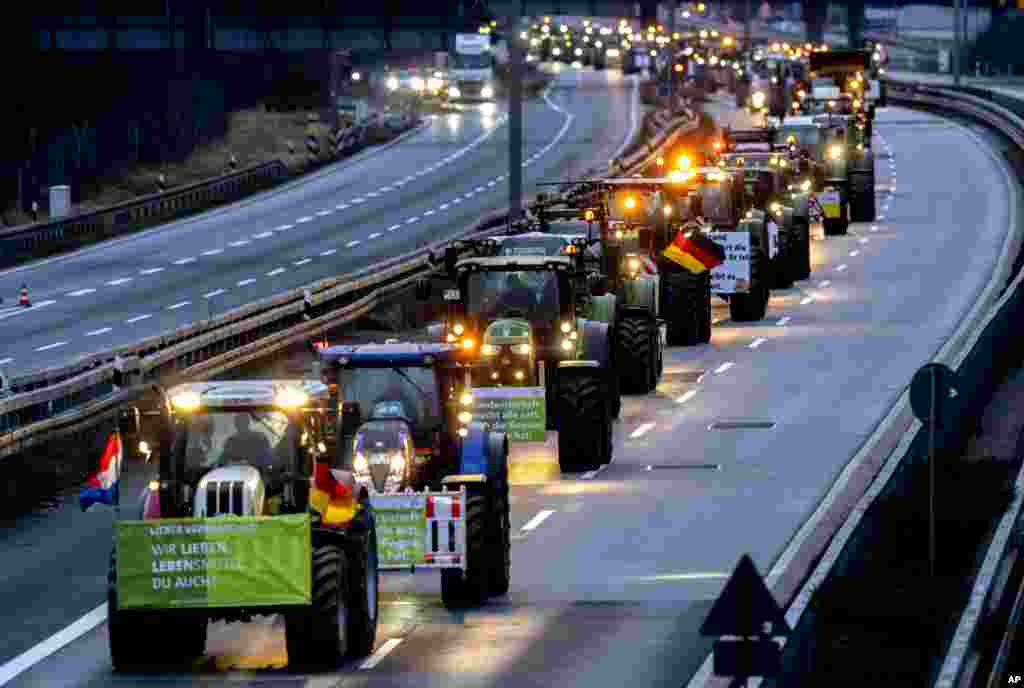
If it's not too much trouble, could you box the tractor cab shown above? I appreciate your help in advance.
[145,380,335,521]
[318,343,471,492]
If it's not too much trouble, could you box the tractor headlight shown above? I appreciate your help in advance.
[462,338,475,350]
[512,343,532,355]
[411,77,426,92]
[387,76,400,91]
[628,257,641,272]
[801,179,811,192]
[452,323,465,335]
[354,453,369,473]
[561,321,572,333]
[751,91,766,108]
[481,344,500,356]
[460,392,473,405]
[561,338,574,351]
[828,144,843,161]
[663,204,673,217]
[458,411,473,424]
[427,77,442,92]
[448,86,461,98]
[514,371,525,380]
[481,84,494,99]
[390,453,405,472]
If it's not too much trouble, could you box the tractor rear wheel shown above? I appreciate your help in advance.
[793,217,812,281]
[286,544,352,668]
[556,369,612,472]
[729,240,770,322]
[345,513,379,658]
[849,172,876,223]
[441,490,490,608]
[616,315,657,394]
[662,270,712,345]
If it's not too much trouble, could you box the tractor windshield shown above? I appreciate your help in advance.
[451,53,491,69]
[777,126,820,148]
[338,367,443,431]
[608,190,658,222]
[178,410,298,480]
[465,270,560,322]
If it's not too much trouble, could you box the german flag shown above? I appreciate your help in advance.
[309,462,359,527]
[662,227,726,274]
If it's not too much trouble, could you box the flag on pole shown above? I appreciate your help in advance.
[662,224,726,274]
[80,431,122,511]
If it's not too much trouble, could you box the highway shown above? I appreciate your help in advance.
[0,91,1019,686]
[0,65,638,373]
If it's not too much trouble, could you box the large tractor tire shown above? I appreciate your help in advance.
[792,217,812,281]
[771,224,795,289]
[488,470,512,597]
[822,192,850,236]
[729,239,771,322]
[662,269,712,345]
[544,363,558,431]
[849,171,876,223]
[556,367,612,472]
[286,544,353,668]
[441,489,491,609]
[615,314,658,394]
[108,549,207,671]
[344,513,379,658]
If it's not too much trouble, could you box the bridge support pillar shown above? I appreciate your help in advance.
[847,0,866,48]
[801,0,828,44]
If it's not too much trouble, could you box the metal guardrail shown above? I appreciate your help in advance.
[0,103,699,457]
[0,160,287,271]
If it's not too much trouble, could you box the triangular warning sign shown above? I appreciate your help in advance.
[700,554,791,637]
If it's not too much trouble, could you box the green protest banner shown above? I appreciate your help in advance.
[471,387,546,442]
[370,494,427,569]
[116,514,311,609]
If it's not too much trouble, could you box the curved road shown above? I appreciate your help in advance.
[0,66,637,373]
[0,99,1018,686]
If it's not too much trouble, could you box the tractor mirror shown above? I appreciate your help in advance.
[444,245,459,276]
[415,278,431,301]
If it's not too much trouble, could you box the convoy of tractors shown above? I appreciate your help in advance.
[99,26,882,673]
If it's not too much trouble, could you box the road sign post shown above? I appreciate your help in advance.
[508,20,524,222]
[909,362,960,578]
[700,554,792,683]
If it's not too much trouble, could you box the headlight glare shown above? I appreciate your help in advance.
[481,344,500,356]
[512,343,532,355]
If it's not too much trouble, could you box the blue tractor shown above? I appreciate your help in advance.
[316,342,511,609]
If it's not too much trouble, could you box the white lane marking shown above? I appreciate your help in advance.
[366,191,379,198]
[521,510,555,532]
[714,362,734,374]
[406,217,419,224]
[582,464,611,480]
[380,186,393,192]
[237,279,256,287]
[777,316,791,325]
[201,248,223,256]
[228,240,250,247]
[440,203,450,210]
[253,231,273,239]
[105,277,132,286]
[836,264,848,272]
[173,257,196,265]
[320,249,337,256]
[266,268,285,277]
[871,224,879,231]
[204,289,225,298]
[497,175,506,181]
[346,240,361,248]
[140,267,165,275]
[294,258,312,266]
[0,299,55,319]
[296,215,314,222]
[487,180,496,187]
[464,192,474,199]
[818,280,831,287]
[351,198,365,204]
[368,233,382,240]
[359,638,404,670]
[475,186,485,192]
[125,314,152,324]
[0,603,107,686]
[336,204,350,210]
[35,341,67,352]
[316,209,332,216]
[275,224,294,231]
[677,389,699,404]
[612,75,640,160]
[452,197,462,204]
[849,250,860,257]
[85,328,112,336]
[388,224,402,232]
[423,210,435,216]
[749,337,768,349]
[168,301,190,310]
[0,358,12,365]
[630,422,656,438]
[877,215,886,220]
[859,237,869,244]
[67,288,96,296]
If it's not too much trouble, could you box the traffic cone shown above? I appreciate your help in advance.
[18,284,30,307]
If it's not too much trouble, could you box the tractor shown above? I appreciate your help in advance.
[107,380,378,671]
[317,342,511,609]
[417,246,619,472]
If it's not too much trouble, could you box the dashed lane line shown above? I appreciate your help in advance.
[368,233,382,240]
[714,362,735,374]
[204,289,226,298]
[105,278,132,286]
[167,301,190,310]
[173,257,196,265]
[253,231,273,239]
[266,268,286,277]
[800,296,814,305]
[777,316,791,325]
[347,241,361,248]
[749,337,768,349]
[35,341,67,352]
[237,279,256,287]
[359,638,404,670]
[294,258,312,266]
[388,224,402,232]
[520,510,555,532]
[630,422,656,438]
[836,264,848,272]
[67,288,96,296]
[849,250,860,257]
[228,240,250,247]
[201,249,223,256]
[139,267,165,274]
[818,280,831,288]
[296,215,314,222]
[85,328,112,336]
[125,314,152,324]
[676,389,699,404]
[320,249,338,257]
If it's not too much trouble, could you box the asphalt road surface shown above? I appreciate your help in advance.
[0,96,1017,687]
[0,65,638,374]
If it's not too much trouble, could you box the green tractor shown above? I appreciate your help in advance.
[417,241,620,472]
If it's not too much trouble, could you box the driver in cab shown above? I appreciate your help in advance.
[496,272,537,315]
[221,414,274,468]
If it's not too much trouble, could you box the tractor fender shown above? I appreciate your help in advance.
[617,303,656,323]
[589,293,617,324]
[578,319,612,369]
[790,193,811,222]
[456,422,508,482]
[619,276,658,314]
